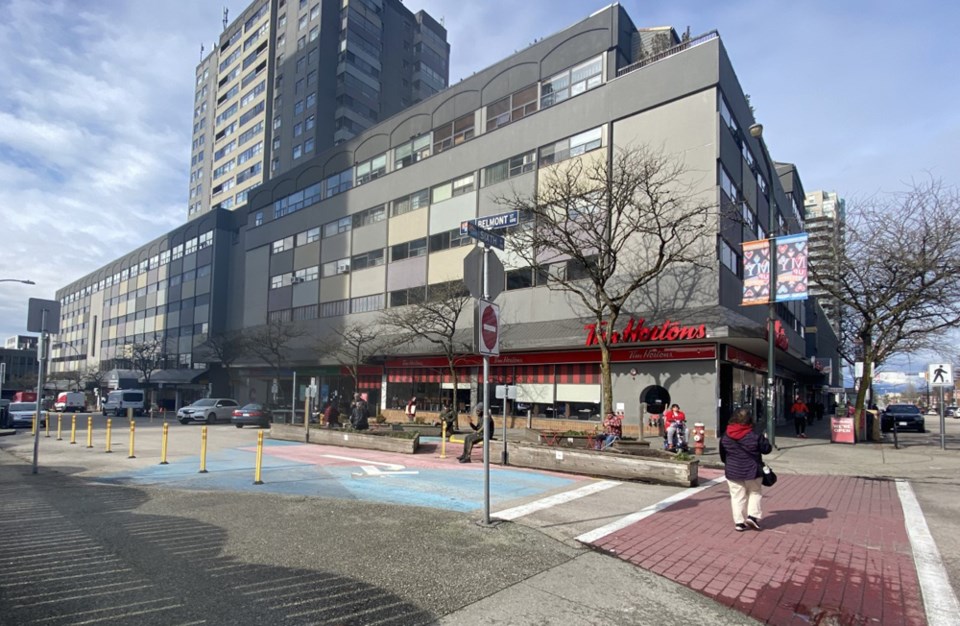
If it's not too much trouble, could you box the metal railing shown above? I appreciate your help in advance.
[616,31,719,78]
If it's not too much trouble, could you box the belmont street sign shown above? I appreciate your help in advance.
[584,318,707,346]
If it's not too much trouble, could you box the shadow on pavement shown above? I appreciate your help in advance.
[761,506,830,530]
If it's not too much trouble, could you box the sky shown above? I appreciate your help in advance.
[0,0,957,367]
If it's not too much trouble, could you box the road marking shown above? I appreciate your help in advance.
[492,480,620,521]
[575,476,727,544]
[351,465,420,478]
[321,453,405,471]
[896,480,960,626]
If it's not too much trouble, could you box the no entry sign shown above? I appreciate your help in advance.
[476,300,500,356]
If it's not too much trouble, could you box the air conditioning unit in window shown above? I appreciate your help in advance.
[337,267,350,275]
[291,277,304,284]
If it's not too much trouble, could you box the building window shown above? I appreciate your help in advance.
[293,144,302,159]
[432,112,474,154]
[482,151,536,187]
[390,237,427,262]
[720,165,739,204]
[486,84,539,132]
[452,173,475,196]
[352,204,386,228]
[322,168,352,198]
[351,293,384,313]
[322,216,352,238]
[389,286,425,307]
[539,127,602,166]
[270,275,285,289]
[541,55,603,108]
[322,258,351,277]
[720,239,741,277]
[320,300,349,318]
[272,236,294,253]
[292,266,318,283]
[295,227,320,246]
[428,229,471,253]
[292,304,318,320]
[351,248,385,270]
[305,114,315,130]
[355,153,387,185]
[304,137,314,153]
[391,188,430,217]
[394,134,431,169]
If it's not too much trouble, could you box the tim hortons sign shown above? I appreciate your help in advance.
[584,318,708,347]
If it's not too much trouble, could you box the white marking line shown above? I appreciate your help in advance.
[576,476,727,544]
[492,480,620,521]
[896,480,960,626]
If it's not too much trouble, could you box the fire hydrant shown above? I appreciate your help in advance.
[692,422,706,456]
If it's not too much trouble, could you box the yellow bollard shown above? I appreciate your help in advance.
[160,423,169,465]
[253,430,264,485]
[31,411,37,436]
[105,418,113,453]
[70,414,77,444]
[44,412,50,438]
[128,419,136,459]
[441,420,447,459]
[199,426,208,473]
[56,413,63,440]
[86,416,93,448]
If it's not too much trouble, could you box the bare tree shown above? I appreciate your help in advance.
[244,319,307,406]
[82,364,107,398]
[199,330,249,393]
[125,338,165,407]
[380,280,473,407]
[810,179,960,417]
[497,145,714,414]
[323,322,384,394]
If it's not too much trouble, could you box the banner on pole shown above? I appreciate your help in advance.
[741,239,771,305]
[775,233,809,302]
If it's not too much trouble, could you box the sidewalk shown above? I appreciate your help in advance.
[574,416,960,626]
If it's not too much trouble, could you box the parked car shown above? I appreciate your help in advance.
[8,402,44,428]
[177,398,240,424]
[881,404,925,433]
[102,389,146,417]
[945,406,958,418]
[231,404,273,428]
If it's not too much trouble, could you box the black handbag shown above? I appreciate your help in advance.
[760,462,777,487]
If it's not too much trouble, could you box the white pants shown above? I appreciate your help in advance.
[727,477,763,524]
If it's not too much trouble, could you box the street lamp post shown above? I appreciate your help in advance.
[0,279,36,285]
[749,123,778,447]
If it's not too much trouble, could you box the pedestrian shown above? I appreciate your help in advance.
[457,403,493,463]
[600,411,622,449]
[790,396,809,438]
[719,407,772,532]
[349,393,369,431]
[323,400,340,429]
[405,396,417,422]
[663,403,687,451]
[438,402,457,437]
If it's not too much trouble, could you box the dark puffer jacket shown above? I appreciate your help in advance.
[719,429,772,481]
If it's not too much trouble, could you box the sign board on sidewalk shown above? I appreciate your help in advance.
[928,363,953,386]
[475,300,500,356]
[830,416,855,444]
[462,247,505,301]
[460,211,519,235]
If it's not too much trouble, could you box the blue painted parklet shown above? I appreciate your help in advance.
[100,439,577,512]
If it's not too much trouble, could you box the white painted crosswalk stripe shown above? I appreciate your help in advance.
[492,479,620,520]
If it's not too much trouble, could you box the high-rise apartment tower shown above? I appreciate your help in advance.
[803,190,846,331]
[187,0,449,219]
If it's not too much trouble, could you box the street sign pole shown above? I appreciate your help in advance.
[940,385,946,450]
[482,245,491,525]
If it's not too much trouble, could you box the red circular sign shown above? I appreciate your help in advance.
[481,303,499,351]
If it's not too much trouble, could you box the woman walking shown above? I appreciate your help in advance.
[719,407,772,531]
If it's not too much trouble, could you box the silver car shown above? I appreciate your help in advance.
[177,398,239,425]
[8,402,44,428]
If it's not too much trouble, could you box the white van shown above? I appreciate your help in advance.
[102,390,146,417]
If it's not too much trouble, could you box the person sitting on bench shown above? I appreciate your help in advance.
[458,403,493,463]
[601,411,622,449]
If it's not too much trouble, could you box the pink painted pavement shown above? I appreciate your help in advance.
[587,475,925,626]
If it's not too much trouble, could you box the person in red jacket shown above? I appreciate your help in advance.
[663,403,687,451]
[790,396,810,438]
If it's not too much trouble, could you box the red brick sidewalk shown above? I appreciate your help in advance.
[586,475,925,625]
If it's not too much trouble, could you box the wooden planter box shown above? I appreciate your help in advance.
[486,440,698,487]
[270,423,420,454]
[373,423,443,438]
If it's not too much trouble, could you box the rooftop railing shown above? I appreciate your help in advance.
[616,30,719,78]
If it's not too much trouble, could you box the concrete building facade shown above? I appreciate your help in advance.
[188,0,449,220]
[55,5,839,433]
[803,190,845,332]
